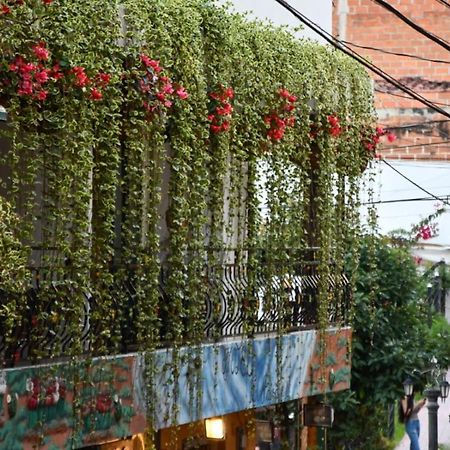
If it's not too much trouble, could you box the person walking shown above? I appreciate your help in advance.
[400,391,427,450]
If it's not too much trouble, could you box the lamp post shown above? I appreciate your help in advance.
[404,359,450,450]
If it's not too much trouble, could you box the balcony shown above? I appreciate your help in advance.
[0,249,350,366]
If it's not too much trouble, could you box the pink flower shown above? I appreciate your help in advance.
[164,99,173,108]
[330,125,342,137]
[278,88,290,99]
[216,103,232,116]
[35,90,48,101]
[207,114,215,122]
[224,87,234,99]
[283,104,295,112]
[35,70,49,84]
[141,55,161,73]
[89,87,103,100]
[32,43,50,61]
[221,120,230,132]
[211,124,221,134]
[19,63,36,74]
[287,94,297,103]
[285,116,295,127]
[365,142,374,151]
[162,83,174,95]
[17,80,33,96]
[327,115,339,127]
[97,72,111,86]
[156,92,165,102]
[387,132,396,142]
[175,86,188,100]
[72,66,90,87]
[375,126,385,136]
[139,79,150,93]
[416,225,432,240]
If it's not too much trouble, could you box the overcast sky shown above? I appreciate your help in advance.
[221,0,331,43]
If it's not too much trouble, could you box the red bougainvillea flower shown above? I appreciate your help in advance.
[208,84,234,134]
[416,225,433,240]
[72,66,90,87]
[35,90,48,101]
[265,87,297,142]
[140,54,162,73]
[34,69,49,84]
[175,87,188,99]
[96,72,111,87]
[278,88,290,99]
[1,5,11,14]
[42,0,53,4]
[17,80,33,96]
[387,132,396,142]
[162,82,174,95]
[19,63,37,74]
[224,87,234,99]
[32,43,50,61]
[89,87,103,100]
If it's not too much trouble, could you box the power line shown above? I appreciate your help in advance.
[273,0,450,119]
[371,0,450,51]
[435,0,450,9]
[382,159,450,207]
[381,119,450,130]
[383,140,450,150]
[363,195,450,205]
[342,40,450,64]
[375,89,450,107]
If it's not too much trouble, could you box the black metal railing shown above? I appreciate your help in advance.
[0,255,351,366]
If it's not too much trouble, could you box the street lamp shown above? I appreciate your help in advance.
[403,358,449,450]
[403,377,414,397]
[440,380,450,401]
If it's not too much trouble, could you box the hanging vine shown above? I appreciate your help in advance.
[0,0,377,441]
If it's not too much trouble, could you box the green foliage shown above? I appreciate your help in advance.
[424,314,450,368]
[329,236,429,449]
[1,0,376,438]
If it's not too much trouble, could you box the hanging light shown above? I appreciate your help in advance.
[440,380,450,400]
[205,417,225,440]
[403,377,414,397]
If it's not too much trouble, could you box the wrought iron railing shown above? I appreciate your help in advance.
[0,255,351,366]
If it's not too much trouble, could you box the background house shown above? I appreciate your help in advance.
[332,0,450,254]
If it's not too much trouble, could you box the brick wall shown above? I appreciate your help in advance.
[333,0,450,160]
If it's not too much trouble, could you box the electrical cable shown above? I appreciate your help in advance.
[342,40,450,64]
[363,195,450,205]
[435,0,450,9]
[371,0,450,51]
[273,0,450,119]
[383,140,450,150]
[374,89,450,107]
[382,159,450,206]
[382,119,450,130]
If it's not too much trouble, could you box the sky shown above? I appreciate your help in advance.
[362,160,450,247]
[221,0,331,43]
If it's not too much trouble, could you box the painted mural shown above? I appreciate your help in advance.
[0,356,146,450]
[0,328,351,449]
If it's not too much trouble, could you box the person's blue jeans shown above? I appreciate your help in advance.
[406,419,421,450]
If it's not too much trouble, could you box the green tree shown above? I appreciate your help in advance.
[329,236,429,449]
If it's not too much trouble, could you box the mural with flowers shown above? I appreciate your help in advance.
[1,0,379,445]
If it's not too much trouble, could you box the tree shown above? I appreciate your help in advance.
[329,235,429,449]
